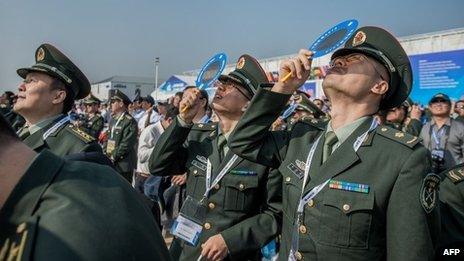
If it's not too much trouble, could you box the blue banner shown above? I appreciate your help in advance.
[299,81,317,97]
[409,49,464,105]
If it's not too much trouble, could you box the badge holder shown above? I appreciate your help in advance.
[171,196,208,246]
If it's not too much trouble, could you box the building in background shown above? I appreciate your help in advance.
[91,76,164,101]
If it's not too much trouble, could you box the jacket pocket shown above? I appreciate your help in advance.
[186,166,206,199]
[317,188,374,249]
[222,174,259,211]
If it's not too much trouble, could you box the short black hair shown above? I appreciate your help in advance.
[0,113,19,145]
[183,86,209,110]
[164,105,179,120]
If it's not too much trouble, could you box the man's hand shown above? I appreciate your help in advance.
[200,234,229,261]
[271,117,287,131]
[171,174,187,186]
[272,49,313,95]
[179,89,201,124]
[410,105,422,120]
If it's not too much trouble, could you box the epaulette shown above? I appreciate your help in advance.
[376,125,420,148]
[191,122,217,131]
[125,114,133,120]
[446,167,464,184]
[66,125,95,143]
[295,117,327,130]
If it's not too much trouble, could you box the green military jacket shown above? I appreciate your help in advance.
[438,164,464,250]
[229,88,440,261]
[104,112,138,175]
[19,114,103,157]
[385,118,422,137]
[149,118,282,261]
[0,150,171,261]
[3,110,25,131]
[81,113,104,139]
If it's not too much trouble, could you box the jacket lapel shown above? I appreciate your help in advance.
[23,129,46,151]
[305,118,373,192]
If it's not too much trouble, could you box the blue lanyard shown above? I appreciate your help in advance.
[431,127,446,148]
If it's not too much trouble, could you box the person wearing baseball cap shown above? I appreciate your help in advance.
[229,26,439,260]
[420,93,464,171]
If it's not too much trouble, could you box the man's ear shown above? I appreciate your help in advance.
[371,81,389,96]
[241,101,250,112]
[51,89,67,105]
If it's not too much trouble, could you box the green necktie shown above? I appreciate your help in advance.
[322,131,338,163]
[217,134,227,160]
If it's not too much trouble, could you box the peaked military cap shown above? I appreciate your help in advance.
[83,94,101,105]
[17,43,91,100]
[110,90,131,105]
[295,93,325,118]
[331,26,412,110]
[218,54,269,99]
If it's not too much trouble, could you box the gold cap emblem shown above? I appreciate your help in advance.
[236,57,245,69]
[36,48,45,61]
[352,31,367,47]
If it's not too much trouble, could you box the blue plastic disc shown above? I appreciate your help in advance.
[309,19,358,58]
[195,53,228,89]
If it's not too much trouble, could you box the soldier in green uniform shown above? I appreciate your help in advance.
[81,94,104,139]
[385,98,422,136]
[0,114,171,261]
[149,55,282,261]
[105,90,138,182]
[436,163,464,257]
[229,27,439,260]
[13,43,104,159]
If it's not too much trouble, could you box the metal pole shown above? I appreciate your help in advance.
[155,57,160,101]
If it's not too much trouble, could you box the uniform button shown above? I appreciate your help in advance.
[198,124,204,128]
[295,251,303,260]
[343,204,351,212]
[307,199,314,207]
[285,176,291,182]
[204,222,211,230]
[238,183,245,190]
[214,184,220,190]
[299,225,307,234]
[208,202,216,209]
[193,170,198,174]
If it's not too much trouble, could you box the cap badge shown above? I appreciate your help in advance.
[352,31,366,47]
[36,48,45,61]
[236,57,246,69]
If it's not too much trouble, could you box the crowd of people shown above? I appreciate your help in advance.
[1,26,464,261]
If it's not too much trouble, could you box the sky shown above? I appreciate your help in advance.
[1,0,463,94]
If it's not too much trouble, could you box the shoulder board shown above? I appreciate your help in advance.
[376,125,419,148]
[446,167,464,184]
[295,117,327,130]
[125,114,133,120]
[191,122,217,131]
[66,125,95,143]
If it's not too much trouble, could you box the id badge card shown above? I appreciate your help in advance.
[431,149,445,159]
[106,140,116,155]
[171,196,207,246]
